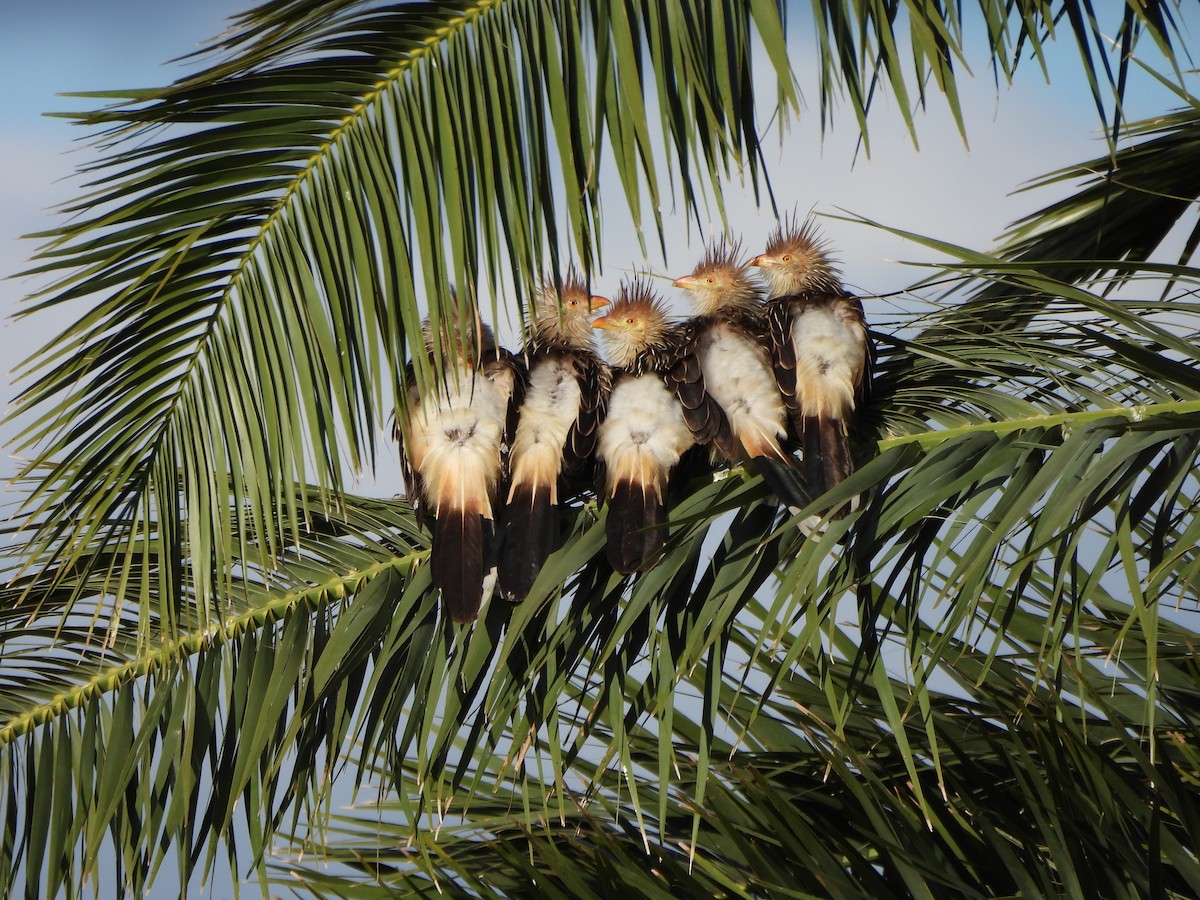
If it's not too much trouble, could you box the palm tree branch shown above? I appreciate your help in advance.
[879,399,1200,451]
[0,554,416,749]
[6,0,795,629]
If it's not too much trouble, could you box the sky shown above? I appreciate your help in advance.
[1,1,249,467]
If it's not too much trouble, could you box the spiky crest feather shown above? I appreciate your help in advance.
[532,268,607,349]
[753,217,844,298]
[420,288,494,365]
[673,239,761,314]
[592,276,673,367]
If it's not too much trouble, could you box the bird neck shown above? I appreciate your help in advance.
[534,310,593,350]
[692,284,759,315]
[605,331,663,368]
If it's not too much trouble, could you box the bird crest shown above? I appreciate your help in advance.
[408,289,500,407]
[753,216,843,296]
[420,289,494,365]
[532,268,609,347]
[672,238,760,313]
[592,276,672,366]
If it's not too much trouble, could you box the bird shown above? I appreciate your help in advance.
[395,300,526,622]
[592,277,732,573]
[672,239,810,509]
[496,272,612,602]
[749,218,872,516]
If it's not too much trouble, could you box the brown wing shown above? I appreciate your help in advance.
[563,350,612,483]
[393,360,430,527]
[661,321,737,461]
[725,305,771,344]
[765,296,804,440]
[483,345,529,467]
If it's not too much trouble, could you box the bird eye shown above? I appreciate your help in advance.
[706,277,715,284]
[782,254,793,263]
[626,317,636,325]
[566,299,578,306]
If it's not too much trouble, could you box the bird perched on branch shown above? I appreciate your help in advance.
[592,277,732,573]
[395,301,525,622]
[672,240,809,509]
[496,273,612,601]
[750,219,872,517]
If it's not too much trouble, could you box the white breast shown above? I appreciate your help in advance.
[407,363,507,515]
[508,357,583,499]
[790,307,865,420]
[697,324,786,452]
[598,374,693,493]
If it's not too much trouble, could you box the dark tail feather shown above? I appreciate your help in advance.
[606,479,665,574]
[670,444,714,501]
[496,482,557,601]
[753,454,812,510]
[803,416,854,517]
[433,507,486,622]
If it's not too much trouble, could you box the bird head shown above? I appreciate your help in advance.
[749,218,843,298]
[420,289,495,367]
[672,239,760,314]
[533,270,609,347]
[592,277,671,367]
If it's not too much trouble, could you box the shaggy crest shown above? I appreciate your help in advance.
[532,269,607,347]
[420,289,494,363]
[592,276,672,367]
[752,217,843,297]
[673,239,760,314]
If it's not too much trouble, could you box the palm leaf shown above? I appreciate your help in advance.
[266,282,1200,895]
[274,589,1200,897]
[9,0,797,632]
[4,1,1200,896]
[806,0,1183,152]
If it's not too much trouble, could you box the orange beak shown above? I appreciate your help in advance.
[671,275,695,289]
[748,254,769,267]
[589,295,610,312]
[591,314,613,330]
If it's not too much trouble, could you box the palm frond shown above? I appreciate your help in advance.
[5,2,1200,896]
[8,0,797,632]
[267,280,1200,896]
[274,592,1200,897]
[883,83,1200,331]
[0,478,425,895]
[807,0,1185,152]
[5,276,1199,894]
[998,95,1200,291]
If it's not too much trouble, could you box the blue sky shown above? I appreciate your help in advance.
[1,1,247,464]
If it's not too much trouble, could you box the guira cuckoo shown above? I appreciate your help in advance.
[497,273,612,601]
[396,302,525,621]
[750,220,872,517]
[592,277,732,573]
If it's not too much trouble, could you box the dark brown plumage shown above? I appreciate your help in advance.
[496,273,612,601]
[673,239,809,509]
[395,301,526,621]
[592,277,731,573]
[750,219,872,517]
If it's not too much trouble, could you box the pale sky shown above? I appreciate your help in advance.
[2,1,1195,491]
